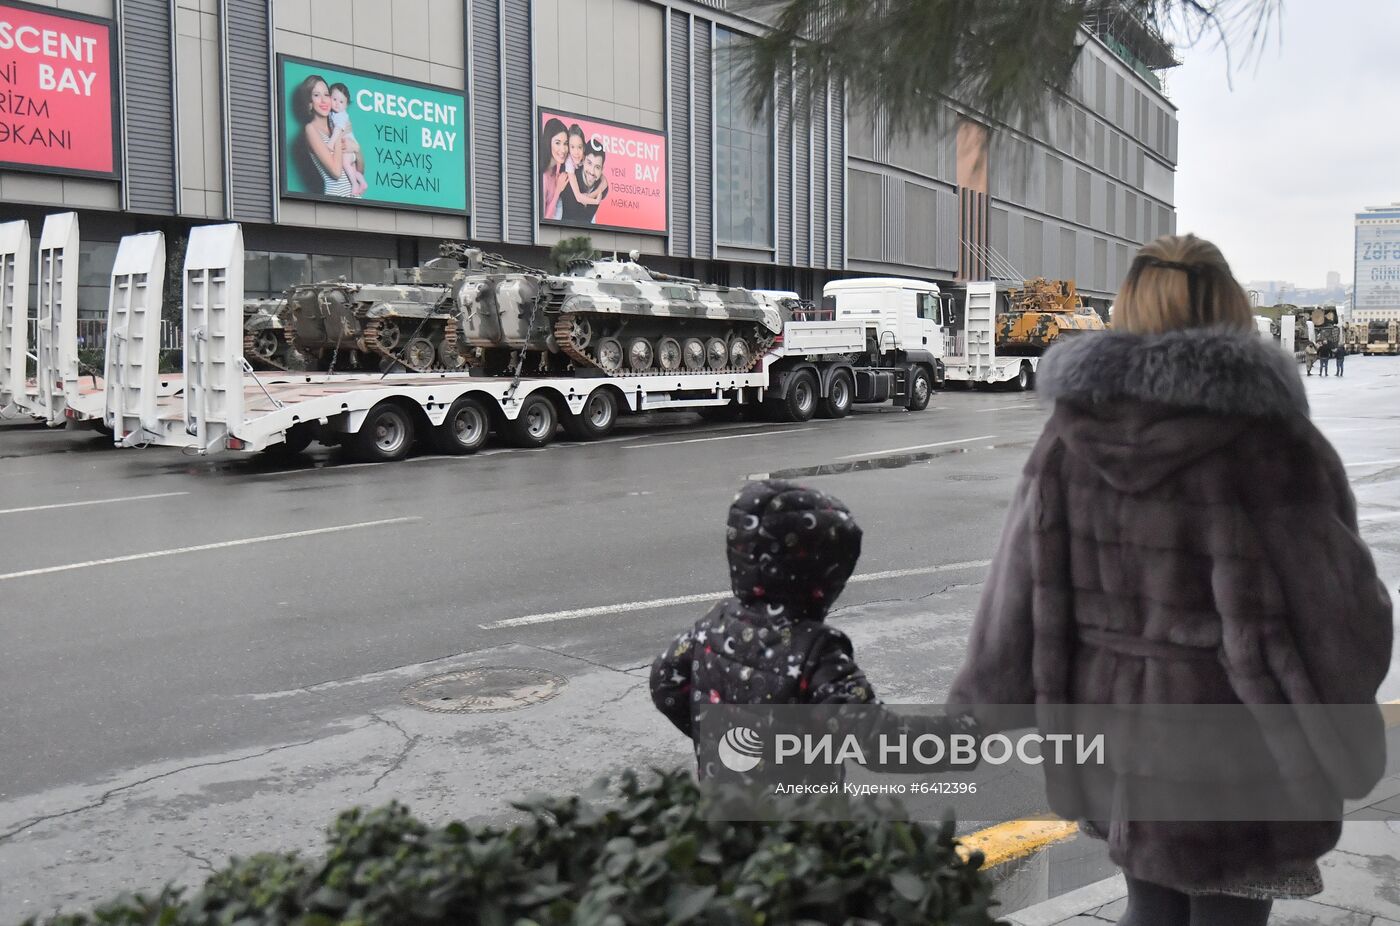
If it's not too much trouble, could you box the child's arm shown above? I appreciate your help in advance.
[650,629,696,738]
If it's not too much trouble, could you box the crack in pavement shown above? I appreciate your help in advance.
[598,680,647,708]
[520,642,645,677]
[176,843,216,874]
[826,581,985,621]
[366,713,423,794]
[0,734,329,845]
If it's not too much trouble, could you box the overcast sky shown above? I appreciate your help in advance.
[1166,0,1399,287]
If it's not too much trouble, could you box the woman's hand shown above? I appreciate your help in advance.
[555,170,570,194]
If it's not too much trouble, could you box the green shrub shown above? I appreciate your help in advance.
[26,769,999,926]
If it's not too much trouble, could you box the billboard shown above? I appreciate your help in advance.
[1355,222,1400,310]
[538,109,666,234]
[278,56,467,213]
[0,1,116,177]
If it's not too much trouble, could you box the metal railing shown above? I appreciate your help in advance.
[31,318,186,352]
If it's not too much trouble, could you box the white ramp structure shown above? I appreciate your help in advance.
[1281,315,1296,356]
[104,232,166,440]
[34,212,80,426]
[960,282,997,382]
[182,224,244,452]
[0,220,29,410]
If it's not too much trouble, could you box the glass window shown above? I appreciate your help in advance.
[352,257,392,282]
[268,252,310,293]
[244,251,271,297]
[78,241,118,287]
[715,28,773,249]
[917,292,938,321]
[312,254,353,282]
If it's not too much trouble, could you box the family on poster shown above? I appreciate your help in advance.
[538,110,667,234]
[292,73,369,198]
[540,117,610,225]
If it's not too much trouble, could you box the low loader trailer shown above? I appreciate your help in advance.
[109,224,944,463]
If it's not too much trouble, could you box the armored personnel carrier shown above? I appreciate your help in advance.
[995,277,1105,356]
[454,249,783,376]
[283,257,471,373]
[242,297,304,371]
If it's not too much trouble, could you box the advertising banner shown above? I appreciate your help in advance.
[538,108,666,234]
[278,55,468,212]
[1355,222,1400,310]
[0,1,116,177]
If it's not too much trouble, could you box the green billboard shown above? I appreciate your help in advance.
[277,55,468,213]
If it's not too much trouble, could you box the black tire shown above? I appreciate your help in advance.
[431,396,490,454]
[818,371,854,419]
[348,402,414,462]
[263,423,315,457]
[774,370,818,422]
[907,367,932,412]
[698,403,745,422]
[503,394,558,448]
[562,388,619,440]
[1015,362,1034,391]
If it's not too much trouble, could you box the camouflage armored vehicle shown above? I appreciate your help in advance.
[243,297,304,371]
[283,257,470,373]
[995,277,1106,356]
[453,249,783,376]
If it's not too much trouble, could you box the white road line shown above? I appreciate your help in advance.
[1359,511,1400,523]
[0,491,189,516]
[481,558,992,629]
[836,435,996,461]
[624,425,819,449]
[0,517,421,581]
[1344,458,1400,469]
[977,404,1039,412]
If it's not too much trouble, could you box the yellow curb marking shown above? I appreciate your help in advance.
[962,700,1400,870]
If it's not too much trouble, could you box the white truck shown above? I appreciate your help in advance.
[87,222,945,463]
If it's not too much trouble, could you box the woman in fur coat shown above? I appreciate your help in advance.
[949,234,1392,926]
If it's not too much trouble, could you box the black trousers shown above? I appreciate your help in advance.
[1117,876,1272,926]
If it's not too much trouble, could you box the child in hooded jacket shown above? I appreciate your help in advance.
[650,479,977,777]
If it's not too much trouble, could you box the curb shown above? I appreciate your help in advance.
[1001,874,1125,926]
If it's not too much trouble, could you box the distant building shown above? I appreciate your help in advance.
[1354,204,1400,322]
[1327,270,1341,289]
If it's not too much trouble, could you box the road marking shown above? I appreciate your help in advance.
[977,404,1039,412]
[836,435,996,461]
[1359,511,1400,523]
[481,559,992,629]
[958,818,1080,867]
[1345,458,1400,469]
[0,517,420,581]
[0,491,189,516]
[624,425,819,450]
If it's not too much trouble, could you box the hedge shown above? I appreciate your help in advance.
[27,768,999,926]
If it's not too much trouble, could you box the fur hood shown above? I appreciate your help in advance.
[1036,327,1309,419]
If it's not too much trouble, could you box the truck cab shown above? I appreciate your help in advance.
[820,277,945,367]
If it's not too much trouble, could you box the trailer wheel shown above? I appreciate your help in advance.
[777,370,818,422]
[819,371,854,419]
[432,396,490,454]
[1015,362,1033,392]
[349,402,414,462]
[907,367,932,412]
[563,388,619,440]
[503,394,558,448]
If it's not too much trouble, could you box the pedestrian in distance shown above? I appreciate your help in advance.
[949,234,1392,926]
[1334,341,1347,377]
[1304,339,1317,375]
[650,479,977,779]
[1319,341,1331,376]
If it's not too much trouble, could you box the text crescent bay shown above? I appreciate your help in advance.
[356,89,458,125]
[588,131,661,161]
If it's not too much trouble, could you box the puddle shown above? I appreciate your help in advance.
[750,440,1035,481]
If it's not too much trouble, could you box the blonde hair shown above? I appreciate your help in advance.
[1115,234,1253,335]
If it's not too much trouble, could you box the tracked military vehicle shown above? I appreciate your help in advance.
[283,257,470,373]
[242,297,304,371]
[452,249,783,376]
[995,277,1106,356]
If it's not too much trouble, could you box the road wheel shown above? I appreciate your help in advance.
[349,402,414,462]
[777,370,818,422]
[1015,361,1034,391]
[656,337,683,372]
[404,338,436,371]
[627,337,654,372]
[563,388,619,440]
[595,337,624,374]
[907,366,932,412]
[503,394,557,448]
[438,340,467,371]
[705,337,728,370]
[819,370,854,419]
[682,338,706,371]
[431,396,489,454]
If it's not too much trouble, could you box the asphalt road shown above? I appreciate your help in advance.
[2,359,1399,917]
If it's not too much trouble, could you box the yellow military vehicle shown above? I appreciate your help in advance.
[995,278,1107,356]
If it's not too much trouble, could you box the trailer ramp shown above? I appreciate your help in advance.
[34,213,80,426]
[106,233,166,443]
[182,224,244,453]
[0,220,29,412]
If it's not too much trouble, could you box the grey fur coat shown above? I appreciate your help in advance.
[949,327,1393,897]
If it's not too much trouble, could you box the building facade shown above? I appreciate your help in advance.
[0,0,1177,318]
[1354,204,1400,323]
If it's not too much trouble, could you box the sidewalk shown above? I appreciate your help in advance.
[1003,773,1400,926]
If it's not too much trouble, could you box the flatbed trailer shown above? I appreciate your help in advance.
[941,282,1039,391]
[111,224,939,462]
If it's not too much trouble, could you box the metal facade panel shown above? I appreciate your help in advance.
[830,83,844,268]
[669,10,691,257]
[472,0,503,240]
[693,21,713,259]
[776,67,792,265]
[227,0,272,222]
[792,87,809,266]
[903,181,935,268]
[122,0,177,214]
[937,188,958,271]
[812,80,829,268]
[503,0,533,243]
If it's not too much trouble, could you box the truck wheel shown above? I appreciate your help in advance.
[1015,362,1033,392]
[778,370,818,422]
[562,388,618,440]
[264,423,314,457]
[819,371,853,419]
[907,367,932,412]
[431,396,490,454]
[349,402,414,462]
[504,394,557,448]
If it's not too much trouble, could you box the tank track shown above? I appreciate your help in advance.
[553,313,769,376]
[362,317,464,373]
[243,328,295,372]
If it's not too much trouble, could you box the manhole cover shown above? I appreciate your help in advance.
[946,473,1000,481]
[402,666,566,713]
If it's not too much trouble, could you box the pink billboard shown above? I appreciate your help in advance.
[538,108,667,235]
[0,2,116,177]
